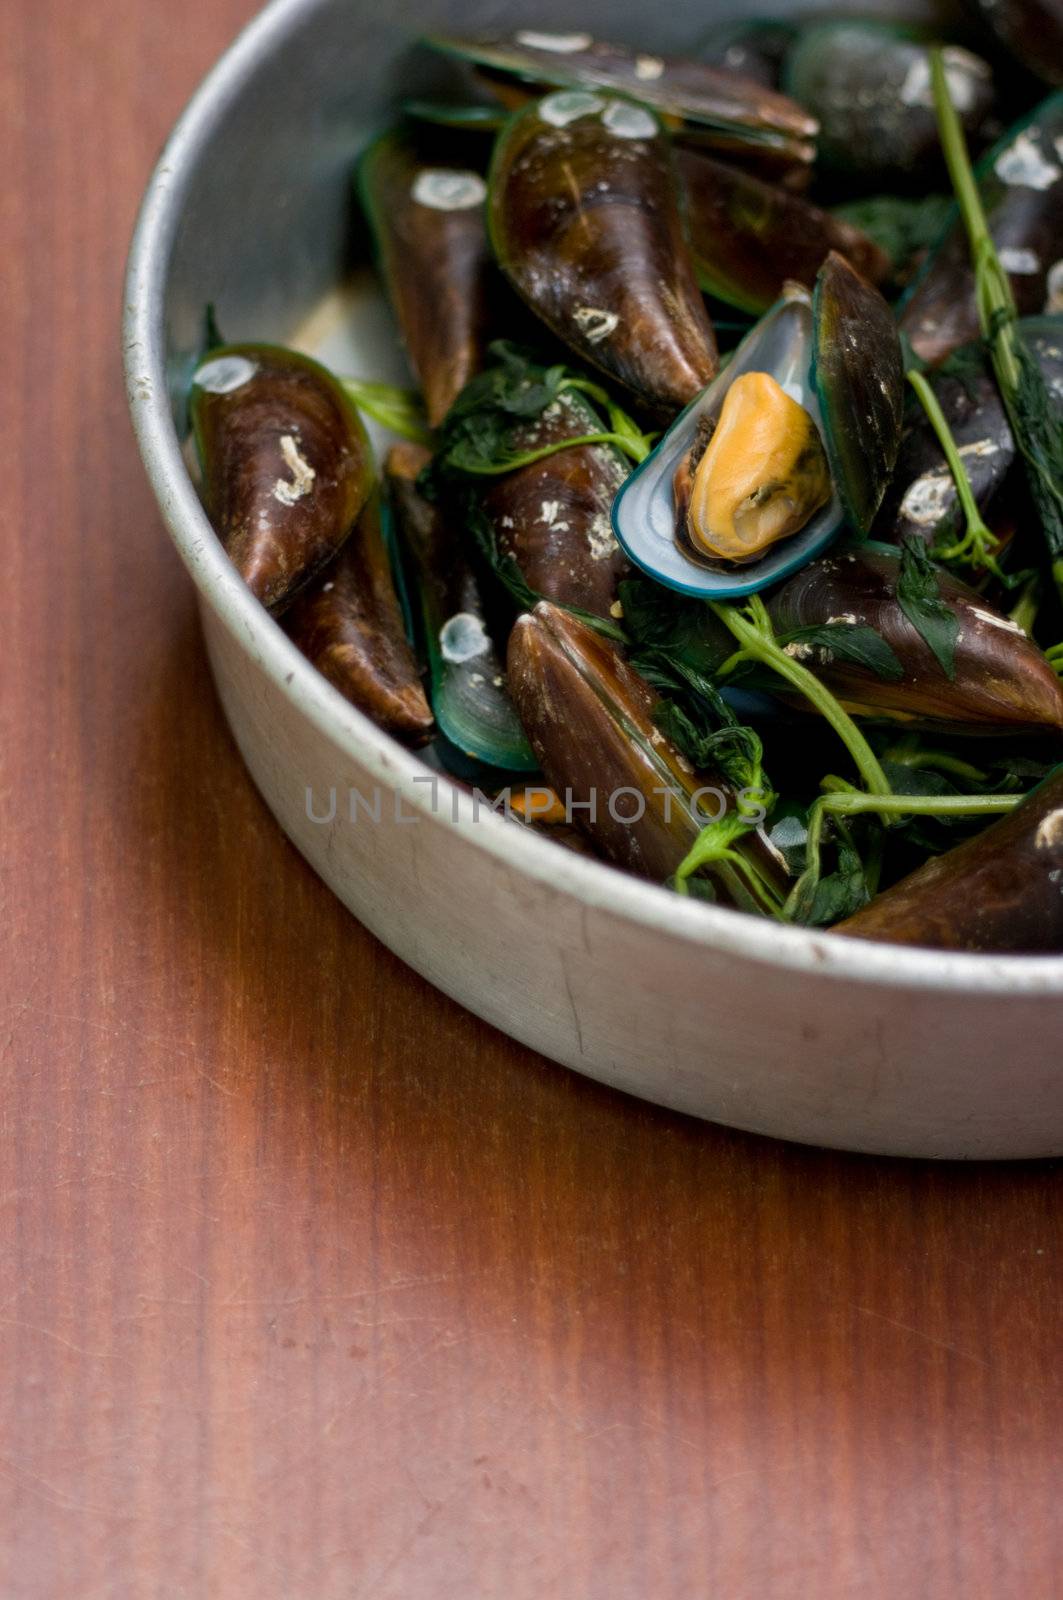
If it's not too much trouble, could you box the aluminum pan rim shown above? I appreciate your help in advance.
[122,0,1063,999]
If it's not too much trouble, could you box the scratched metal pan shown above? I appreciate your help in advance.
[124,0,1063,1158]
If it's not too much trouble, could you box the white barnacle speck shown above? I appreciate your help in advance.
[573,305,620,344]
[439,611,490,663]
[492,674,504,688]
[539,90,604,127]
[194,354,257,394]
[995,130,1061,191]
[971,606,1025,635]
[500,515,515,528]
[1045,259,1063,312]
[784,641,814,660]
[634,53,665,80]
[899,46,987,111]
[411,169,486,211]
[609,599,624,619]
[516,29,593,52]
[827,613,858,626]
[1034,809,1063,850]
[998,246,1041,275]
[601,99,657,140]
[539,500,561,525]
[322,581,334,592]
[900,468,956,526]
[586,512,616,561]
[468,672,485,687]
[273,434,315,505]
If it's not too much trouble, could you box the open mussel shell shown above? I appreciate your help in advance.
[835,766,1063,951]
[677,149,890,316]
[611,285,842,598]
[768,546,1063,736]
[874,318,1063,547]
[487,92,717,417]
[478,386,630,621]
[967,0,1063,88]
[813,252,904,538]
[507,602,786,905]
[783,24,994,186]
[425,30,817,161]
[284,490,434,745]
[190,343,373,614]
[385,444,536,773]
[899,93,1063,364]
[359,129,498,429]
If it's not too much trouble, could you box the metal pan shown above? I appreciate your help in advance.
[124,0,1063,1157]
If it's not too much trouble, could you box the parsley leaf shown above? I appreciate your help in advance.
[896,536,959,679]
[779,622,904,682]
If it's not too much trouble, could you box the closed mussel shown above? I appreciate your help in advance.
[190,344,373,612]
[835,766,1063,951]
[385,443,535,772]
[768,545,1063,735]
[487,91,718,415]
[425,29,818,175]
[677,148,890,316]
[966,0,1063,88]
[874,319,1063,549]
[284,489,434,745]
[784,23,994,187]
[478,386,631,621]
[359,129,497,428]
[508,602,785,906]
[900,93,1063,364]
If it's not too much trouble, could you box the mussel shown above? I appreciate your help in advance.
[507,601,786,905]
[783,23,994,187]
[874,318,1063,548]
[425,30,818,175]
[190,344,373,612]
[900,93,1063,364]
[359,129,497,428]
[385,443,535,772]
[612,254,903,596]
[676,148,890,316]
[966,0,1063,89]
[697,19,797,92]
[478,384,632,621]
[487,91,717,416]
[835,766,1063,950]
[284,490,433,744]
[768,546,1063,735]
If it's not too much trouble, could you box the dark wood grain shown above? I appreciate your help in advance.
[1,3,1061,1596]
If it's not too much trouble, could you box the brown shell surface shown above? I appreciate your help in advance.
[193,345,372,614]
[479,391,630,620]
[285,492,433,746]
[836,769,1063,951]
[489,99,718,415]
[768,548,1063,735]
[361,132,497,428]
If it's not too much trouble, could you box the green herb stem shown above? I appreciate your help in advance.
[782,785,1018,921]
[905,368,1002,574]
[709,596,893,802]
[340,377,433,445]
[452,430,646,474]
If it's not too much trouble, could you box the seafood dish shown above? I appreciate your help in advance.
[185,16,1063,955]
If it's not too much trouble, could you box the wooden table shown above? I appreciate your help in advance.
[2,2,1061,1594]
